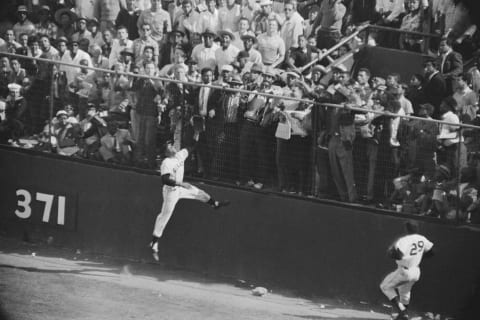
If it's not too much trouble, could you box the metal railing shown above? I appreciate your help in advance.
[0,51,479,224]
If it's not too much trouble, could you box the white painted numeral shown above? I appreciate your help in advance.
[36,192,54,223]
[57,196,66,225]
[15,189,32,219]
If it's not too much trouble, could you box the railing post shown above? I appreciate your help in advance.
[181,85,186,149]
[48,63,55,148]
[311,102,319,196]
[456,127,463,221]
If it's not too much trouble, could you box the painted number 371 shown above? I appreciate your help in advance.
[15,189,66,225]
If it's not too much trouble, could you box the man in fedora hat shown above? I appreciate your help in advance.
[13,5,35,41]
[87,18,105,48]
[35,5,58,40]
[191,28,220,71]
[72,17,93,43]
[137,0,172,43]
[240,32,262,64]
[215,29,239,72]
[55,7,77,40]
[120,47,135,71]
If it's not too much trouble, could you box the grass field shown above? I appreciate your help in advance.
[0,237,393,320]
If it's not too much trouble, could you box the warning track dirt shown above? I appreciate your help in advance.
[0,237,390,320]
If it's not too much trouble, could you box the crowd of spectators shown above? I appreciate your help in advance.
[0,0,480,223]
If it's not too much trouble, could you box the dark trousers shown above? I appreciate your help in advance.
[135,113,157,168]
[353,137,378,200]
[328,135,357,202]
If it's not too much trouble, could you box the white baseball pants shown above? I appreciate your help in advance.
[380,266,421,305]
[153,185,210,238]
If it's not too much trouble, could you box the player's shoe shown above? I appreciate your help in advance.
[214,200,230,210]
[149,240,159,261]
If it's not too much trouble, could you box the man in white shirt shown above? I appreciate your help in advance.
[215,29,240,73]
[280,1,304,50]
[437,96,466,171]
[64,39,93,84]
[149,140,230,260]
[380,221,434,320]
[191,28,220,71]
[109,25,133,68]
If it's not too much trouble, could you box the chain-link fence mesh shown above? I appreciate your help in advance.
[1,52,480,224]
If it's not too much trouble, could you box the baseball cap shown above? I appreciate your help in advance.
[7,83,22,92]
[221,64,234,73]
[332,64,347,73]
[251,63,264,74]
[56,110,68,118]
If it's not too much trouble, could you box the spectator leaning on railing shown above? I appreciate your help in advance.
[0,0,478,221]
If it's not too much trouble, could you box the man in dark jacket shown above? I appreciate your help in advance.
[115,0,140,40]
[437,37,463,95]
[423,58,447,119]
[132,62,163,168]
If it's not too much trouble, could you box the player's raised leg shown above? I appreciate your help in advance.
[179,184,230,209]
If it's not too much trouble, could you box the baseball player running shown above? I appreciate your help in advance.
[150,140,230,260]
[380,221,434,320]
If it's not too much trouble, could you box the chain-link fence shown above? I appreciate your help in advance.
[1,52,479,224]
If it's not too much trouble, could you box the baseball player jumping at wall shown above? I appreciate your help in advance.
[150,140,230,260]
[380,221,434,320]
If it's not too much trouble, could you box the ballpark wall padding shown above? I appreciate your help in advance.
[0,147,479,316]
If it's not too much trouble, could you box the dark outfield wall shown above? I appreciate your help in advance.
[0,147,479,315]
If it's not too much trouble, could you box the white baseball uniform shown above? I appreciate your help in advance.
[380,234,434,305]
[152,149,209,238]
